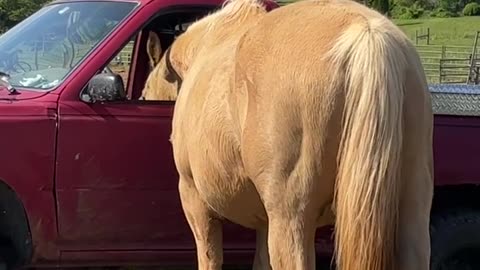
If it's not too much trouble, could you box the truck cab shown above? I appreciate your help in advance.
[0,0,477,269]
[0,0,282,268]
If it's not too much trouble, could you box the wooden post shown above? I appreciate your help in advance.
[439,59,442,84]
[439,46,446,84]
[467,31,480,84]
[415,28,430,45]
[427,28,430,45]
[475,66,479,85]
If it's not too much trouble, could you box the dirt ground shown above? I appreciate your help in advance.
[30,259,335,270]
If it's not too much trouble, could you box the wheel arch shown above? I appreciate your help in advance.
[431,183,480,214]
[0,179,33,267]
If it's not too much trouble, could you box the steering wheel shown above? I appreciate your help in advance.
[0,50,32,74]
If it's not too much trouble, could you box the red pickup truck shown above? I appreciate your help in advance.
[0,0,478,269]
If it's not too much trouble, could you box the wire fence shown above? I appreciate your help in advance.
[416,44,475,84]
[114,42,476,85]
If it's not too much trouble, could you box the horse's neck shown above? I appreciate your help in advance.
[203,18,262,61]
[184,12,265,80]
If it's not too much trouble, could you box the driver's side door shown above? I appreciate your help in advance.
[55,32,196,262]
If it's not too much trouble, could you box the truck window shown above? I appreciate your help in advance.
[102,10,208,102]
[0,1,137,91]
[108,37,136,89]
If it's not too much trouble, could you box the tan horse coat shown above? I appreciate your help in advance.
[142,0,434,269]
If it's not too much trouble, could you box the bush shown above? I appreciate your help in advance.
[438,0,461,14]
[371,0,390,14]
[463,2,480,16]
[430,7,458,17]
[391,2,425,19]
[391,5,409,18]
[399,9,418,19]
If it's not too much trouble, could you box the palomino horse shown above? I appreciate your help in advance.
[141,0,434,269]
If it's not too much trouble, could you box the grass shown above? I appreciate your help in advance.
[277,0,480,47]
[394,16,479,47]
[113,15,478,84]
[391,16,479,83]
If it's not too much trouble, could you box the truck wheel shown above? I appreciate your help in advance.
[0,257,7,270]
[0,243,16,270]
[430,209,480,270]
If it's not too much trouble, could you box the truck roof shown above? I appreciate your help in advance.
[50,0,164,5]
[49,0,222,6]
[50,0,279,10]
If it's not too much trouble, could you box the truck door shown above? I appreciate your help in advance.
[55,8,256,263]
[54,27,200,263]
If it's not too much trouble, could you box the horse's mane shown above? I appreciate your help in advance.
[203,0,267,33]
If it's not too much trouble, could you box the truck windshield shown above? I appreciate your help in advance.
[0,1,137,91]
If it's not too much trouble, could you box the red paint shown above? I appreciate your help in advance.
[0,96,59,261]
[433,115,480,186]
[0,0,475,268]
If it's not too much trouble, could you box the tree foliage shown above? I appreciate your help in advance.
[371,0,390,15]
[463,2,480,15]
[0,0,478,31]
[0,0,51,33]
[390,0,480,18]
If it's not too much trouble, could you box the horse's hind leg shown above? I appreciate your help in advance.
[253,229,271,270]
[266,208,317,270]
[396,164,433,270]
[259,170,317,270]
[178,176,223,270]
[396,74,434,270]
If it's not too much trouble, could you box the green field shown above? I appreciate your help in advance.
[391,17,479,83]
[279,0,479,46]
[394,16,480,46]
[279,0,479,47]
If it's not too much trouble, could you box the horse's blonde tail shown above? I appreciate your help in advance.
[326,17,408,270]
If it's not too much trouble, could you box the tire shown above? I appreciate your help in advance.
[0,240,17,270]
[430,209,480,270]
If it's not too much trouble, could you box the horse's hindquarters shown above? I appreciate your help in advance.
[236,0,351,224]
[235,1,432,269]
[186,165,268,229]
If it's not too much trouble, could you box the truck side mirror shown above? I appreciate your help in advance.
[81,73,126,103]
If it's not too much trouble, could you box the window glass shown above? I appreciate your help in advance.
[0,1,137,91]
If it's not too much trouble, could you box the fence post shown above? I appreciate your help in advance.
[467,31,480,84]
[415,28,430,45]
[475,66,480,85]
[427,28,430,45]
[439,59,442,84]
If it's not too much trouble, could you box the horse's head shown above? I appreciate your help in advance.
[140,0,271,101]
[140,31,180,101]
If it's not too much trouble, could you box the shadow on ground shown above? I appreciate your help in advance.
[29,258,335,270]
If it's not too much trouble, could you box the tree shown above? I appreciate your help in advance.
[371,0,390,14]
[0,0,51,33]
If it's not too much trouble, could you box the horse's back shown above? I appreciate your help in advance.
[235,0,374,171]
[236,0,417,142]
